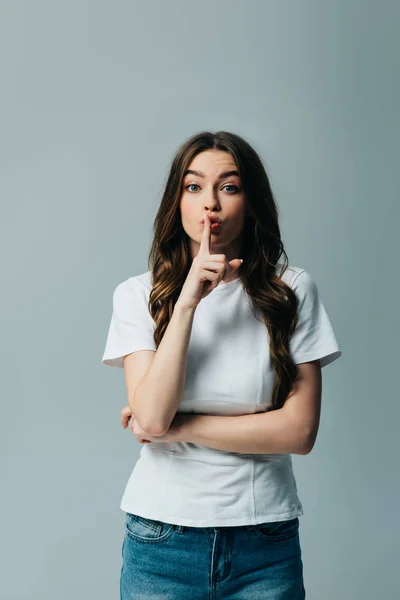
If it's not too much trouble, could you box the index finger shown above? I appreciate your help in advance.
[198,212,211,256]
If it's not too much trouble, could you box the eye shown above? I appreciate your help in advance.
[223,184,239,193]
[185,183,239,193]
[186,183,200,192]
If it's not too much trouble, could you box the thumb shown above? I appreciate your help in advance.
[228,258,244,273]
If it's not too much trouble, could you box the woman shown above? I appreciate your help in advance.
[102,130,342,599]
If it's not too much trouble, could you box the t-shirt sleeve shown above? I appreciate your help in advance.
[289,269,342,368]
[101,277,157,368]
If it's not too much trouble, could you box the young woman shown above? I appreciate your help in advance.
[102,130,342,599]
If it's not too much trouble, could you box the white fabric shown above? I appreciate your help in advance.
[101,266,342,526]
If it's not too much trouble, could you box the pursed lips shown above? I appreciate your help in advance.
[200,217,223,224]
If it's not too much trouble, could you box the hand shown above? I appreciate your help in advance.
[120,405,152,444]
[120,405,133,429]
[176,212,243,309]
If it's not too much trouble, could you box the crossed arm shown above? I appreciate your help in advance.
[178,360,321,455]
[128,360,322,456]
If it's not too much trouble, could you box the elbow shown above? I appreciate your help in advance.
[298,430,317,455]
[299,444,312,455]
[129,386,174,436]
[133,407,169,437]
[143,414,172,436]
[143,415,174,437]
[132,414,167,437]
[139,406,170,436]
[134,414,167,437]
[142,423,168,437]
[128,399,167,437]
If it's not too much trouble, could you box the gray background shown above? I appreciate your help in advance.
[1,1,399,598]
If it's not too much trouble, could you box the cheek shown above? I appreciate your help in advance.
[227,201,246,225]
[180,198,198,223]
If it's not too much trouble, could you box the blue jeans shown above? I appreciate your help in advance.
[120,512,306,599]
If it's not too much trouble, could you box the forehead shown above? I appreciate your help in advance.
[184,150,239,177]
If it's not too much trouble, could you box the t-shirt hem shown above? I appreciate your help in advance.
[120,502,304,527]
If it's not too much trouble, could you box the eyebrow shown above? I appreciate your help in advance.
[184,169,240,179]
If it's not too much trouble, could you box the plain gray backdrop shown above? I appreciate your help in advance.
[1,1,399,599]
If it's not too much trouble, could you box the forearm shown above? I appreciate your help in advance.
[131,302,196,435]
[181,410,310,455]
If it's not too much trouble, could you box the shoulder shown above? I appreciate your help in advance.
[277,265,308,287]
[113,270,152,295]
[134,270,153,292]
[278,265,318,302]
[111,271,152,314]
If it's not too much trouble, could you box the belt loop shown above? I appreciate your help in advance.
[174,524,185,534]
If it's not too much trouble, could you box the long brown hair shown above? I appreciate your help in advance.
[148,130,299,411]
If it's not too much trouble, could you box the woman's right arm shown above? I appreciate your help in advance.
[127,213,243,436]
[128,301,197,436]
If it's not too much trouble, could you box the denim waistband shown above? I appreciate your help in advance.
[173,523,256,534]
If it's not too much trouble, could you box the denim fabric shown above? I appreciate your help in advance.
[120,512,306,599]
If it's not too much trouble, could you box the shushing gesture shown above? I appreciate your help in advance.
[177,212,243,309]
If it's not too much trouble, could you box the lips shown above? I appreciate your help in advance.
[200,217,223,224]
[210,223,221,232]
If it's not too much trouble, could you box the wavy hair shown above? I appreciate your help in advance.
[147,130,300,411]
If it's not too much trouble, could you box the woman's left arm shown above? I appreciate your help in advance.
[144,361,322,455]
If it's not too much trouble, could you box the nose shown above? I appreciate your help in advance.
[204,197,221,212]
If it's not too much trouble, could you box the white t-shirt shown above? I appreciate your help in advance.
[101,266,342,527]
